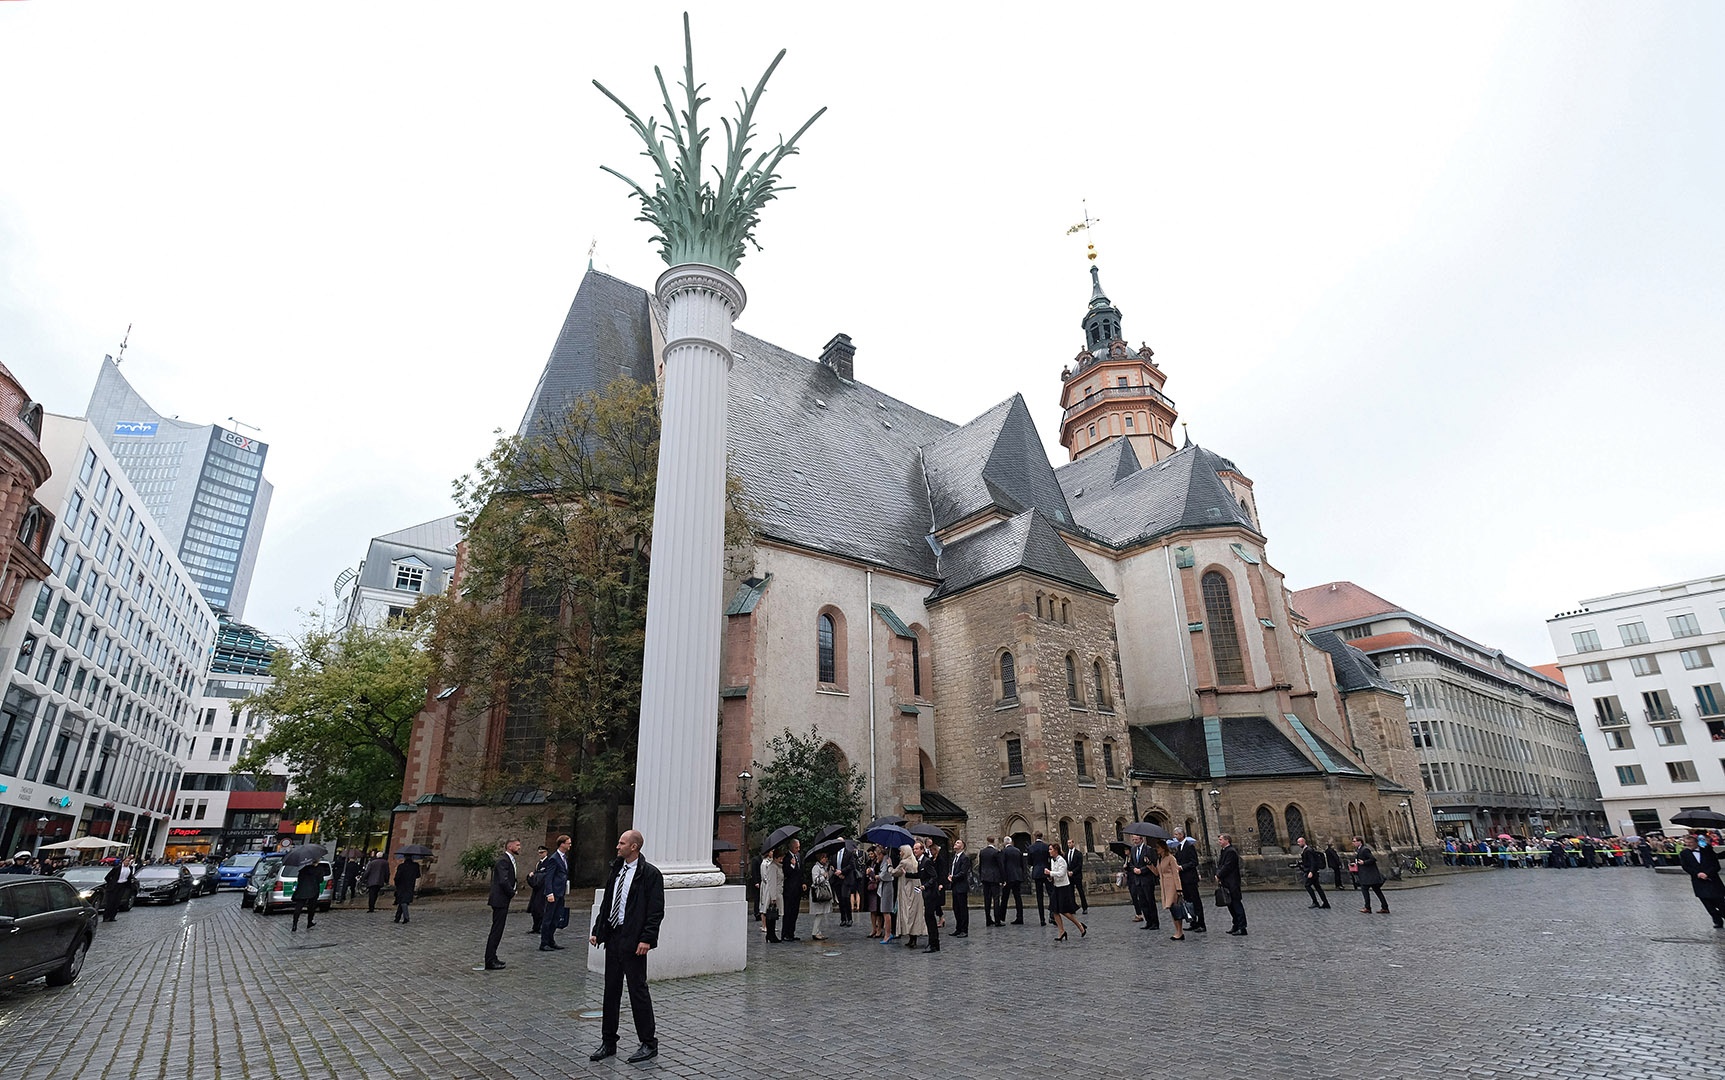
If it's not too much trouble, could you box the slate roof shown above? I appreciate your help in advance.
[1054,442,1257,546]
[1128,715,1369,781]
[517,271,657,440]
[919,790,969,820]
[928,509,1109,602]
[922,395,1074,532]
[377,513,462,553]
[1307,630,1399,693]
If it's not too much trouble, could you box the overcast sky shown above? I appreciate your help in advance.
[4,3,1721,666]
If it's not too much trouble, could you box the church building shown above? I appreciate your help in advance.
[396,261,1433,882]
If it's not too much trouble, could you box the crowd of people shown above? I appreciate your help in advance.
[1439,832,1713,870]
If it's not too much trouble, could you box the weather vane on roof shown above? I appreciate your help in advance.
[1066,201,1101,261]
[115,323,133,366]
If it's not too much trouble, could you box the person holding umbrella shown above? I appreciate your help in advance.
[393,853,422,924]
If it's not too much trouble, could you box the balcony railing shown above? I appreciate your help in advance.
[1062,383,1177,423]
[1644,706,1682,723]
[1596,713,1630,728]
[1697,702,1724,719]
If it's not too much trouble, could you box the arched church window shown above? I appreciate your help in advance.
[910,636,922,697]
[999,651,1017,702]
[1092,660,1110,711]
[1201,571,1247,685]
[1065,654,1079,703]
[1285,804,1307,846]
[817,613,836,684]
[1256,805,1280,850]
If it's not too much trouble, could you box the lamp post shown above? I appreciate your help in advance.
[1400,799,1421,849]
[737,771,752,884]
[35,816,48,860]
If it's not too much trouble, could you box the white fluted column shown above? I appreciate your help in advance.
[632,263,745,889]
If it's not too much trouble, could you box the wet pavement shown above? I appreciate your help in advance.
[1,866,1721,1079]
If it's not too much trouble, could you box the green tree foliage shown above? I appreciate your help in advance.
[458,841,501,881]
[417,377,754,811]
[234,619,433,825]
[749,726,866,850]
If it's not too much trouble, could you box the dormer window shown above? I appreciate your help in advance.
[393,557,428,592]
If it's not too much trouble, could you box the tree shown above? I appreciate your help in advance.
[234,618,432,827]
[749,726,866,850]
[416,377,754,822]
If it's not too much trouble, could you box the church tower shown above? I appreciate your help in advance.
[1057,264,1180,463]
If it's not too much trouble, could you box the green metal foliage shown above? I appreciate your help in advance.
[593,13,825,273]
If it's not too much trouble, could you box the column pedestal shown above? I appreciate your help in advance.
[585,884,747,980]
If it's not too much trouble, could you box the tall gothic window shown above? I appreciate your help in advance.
[910,636,922,697]
[1065,654,1079,703]
[817,614,836,684]
[1202,571,1247,685]
[1092,660,1110,710]
[1255,805,1280,851]
[1284,804,1307,846]
[1000,651,1018,702]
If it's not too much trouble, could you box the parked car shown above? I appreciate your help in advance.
[132,865,194,905]
[0,875,98,988]
[55,865,136,912]
[184,863,219,896]
[240,853,281,909]
[250,857,333,915]
[218,852,264,890]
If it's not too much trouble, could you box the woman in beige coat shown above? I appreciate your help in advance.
[1153,839,1185,941]
[893,843,928,947]
[759,851,785,942]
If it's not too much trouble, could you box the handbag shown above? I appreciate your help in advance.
[1169,900,1188,921]
[1214,886,1229,908]
[556,906,570,929]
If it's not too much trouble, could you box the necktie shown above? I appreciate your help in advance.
[611,864,629,926]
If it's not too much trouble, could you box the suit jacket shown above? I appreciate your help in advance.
[543,849,571,902]
[1066,849,1084,878]
[1299,846,1325,876]
[487,850,518,908]
[1216,846,1241,895]
[1027,841,1051,880]
[978,845,1002,884]
[1174,837,1202,889]
[364,857,390,887]
[919,851,943,900]
[782,852,803,900]
[1679,846,1725,900]
[592,858,665,950]
[950,851,972,892]
[1001,844,1025,884]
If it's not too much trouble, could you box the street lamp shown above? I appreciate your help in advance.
[1400,798,1421,849]
[736,771,752,882]
[35,816,48,860]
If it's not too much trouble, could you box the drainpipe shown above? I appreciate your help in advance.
[1165,544,1192,702]
[866,569,877,818]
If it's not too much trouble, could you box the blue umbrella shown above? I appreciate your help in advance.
[865,824,914,848]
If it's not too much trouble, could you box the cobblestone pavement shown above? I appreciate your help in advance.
[2,868,1722,1080]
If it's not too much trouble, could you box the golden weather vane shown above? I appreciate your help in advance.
[1065,201,1100,261]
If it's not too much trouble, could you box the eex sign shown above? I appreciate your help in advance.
[113,421,159,437]
[219,429,259,453]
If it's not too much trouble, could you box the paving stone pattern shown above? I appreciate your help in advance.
[2,869,1722,1079]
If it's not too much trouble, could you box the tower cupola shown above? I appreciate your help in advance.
[1058,261,1180,465]
[1081,265,1125,357]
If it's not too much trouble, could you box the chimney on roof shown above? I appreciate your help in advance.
[819,333,855,381]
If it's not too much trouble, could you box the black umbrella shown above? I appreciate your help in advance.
[395,844,433,858]
[810,823,847,848]
[1123,821,1170,840]
[1671,809,1725,829]
[866,815,908,831]
[864,824,914,848]
[909,823,948,841]
[281,844,327,868]
[711,838,737,853]
[1108,840,1133,860]
[807,837,845,858]
[761,824,800,853]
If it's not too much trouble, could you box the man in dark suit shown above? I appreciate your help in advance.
[1000,837,1025,923]
[525,845,549,934]
[1215,833,1246,935]
[831,838,853,927]
[920,837,945,953]
[781,838,804,941]
[1678,834,1725,929]
[1173,827,1206,932]
[1066,839,1088,914]
[589,829,665,1064]
[483,837,521,970]
[978,837,1002,926]
[1127,837,1159,928]
[539,834,571,952]
[1296,837,1330,909]
[948,838,972,937]
[1027,832,1051,925]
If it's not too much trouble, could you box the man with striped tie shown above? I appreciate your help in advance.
[588,829,665,1064]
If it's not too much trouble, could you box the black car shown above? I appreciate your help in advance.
[184,863,219,896]
[132,865,194,904]
[56,865,136,912]
[0,875,98,988]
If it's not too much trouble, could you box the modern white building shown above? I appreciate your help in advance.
[340,514,459,628]
[0,414,217,859]
[1548,575,1725,837]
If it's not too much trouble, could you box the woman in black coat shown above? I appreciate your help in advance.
[393,855,421,924]
[1353,837,1389,914]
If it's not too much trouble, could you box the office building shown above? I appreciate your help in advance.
[0,414,217,858]
[1296,581,1603,839]
[341,514,460,628]
[84,357,273,617]
[1547,575,1725,837]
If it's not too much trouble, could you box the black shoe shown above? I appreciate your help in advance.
[1192,925,1207,933]
[626,1043,658,1063]
[952,932,967,938]
[1309,903,1321,908]
[1010,919,1023,924]
[922,946,940,953]
[290,924,298,932]
[485,961,506,970]
[590,1044,617,1062]
[785,935,800,941]
[540,945,557,952]
[1320,903,1331,909]
[306,921,315,928]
